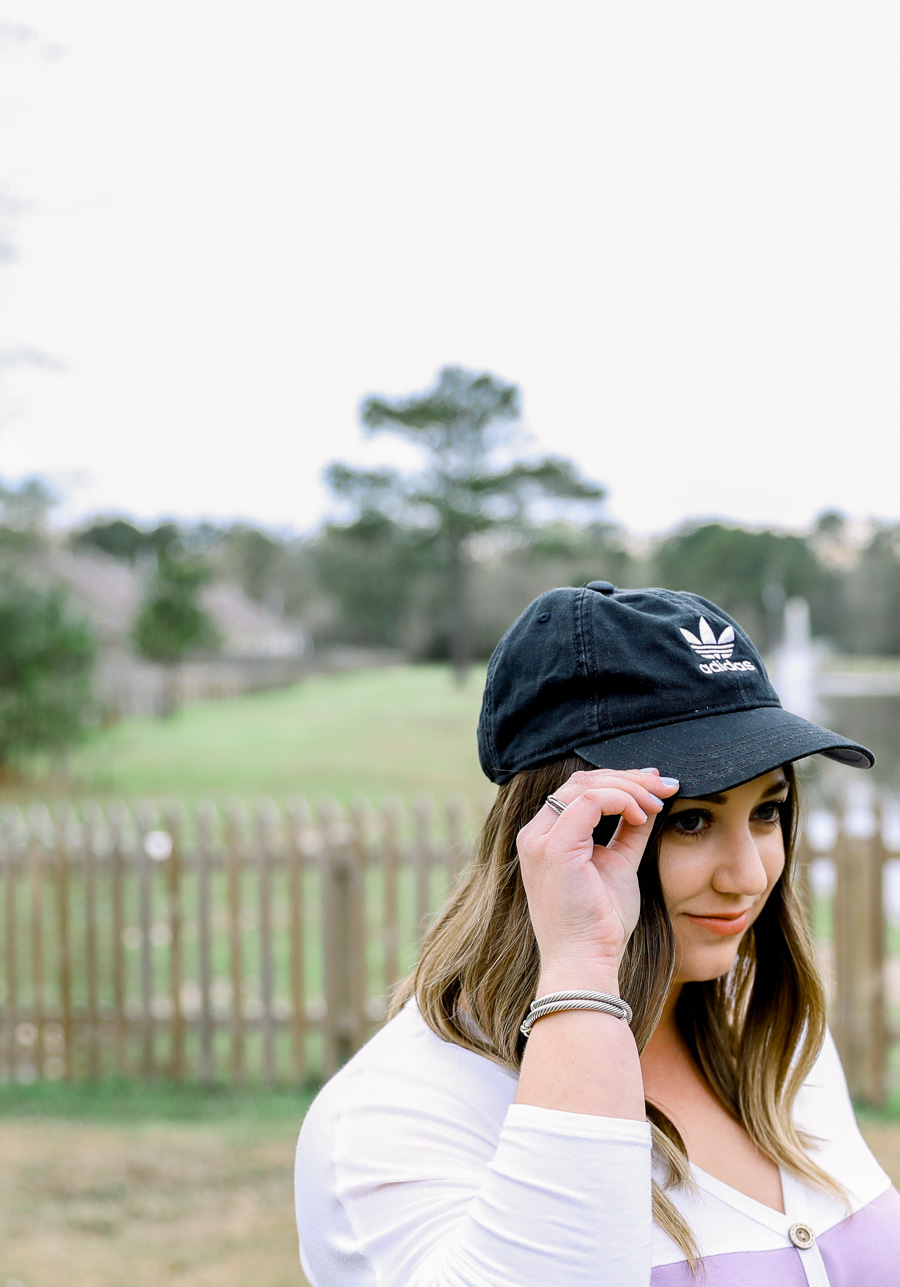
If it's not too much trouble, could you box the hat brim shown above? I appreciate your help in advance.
[575,705,874,798]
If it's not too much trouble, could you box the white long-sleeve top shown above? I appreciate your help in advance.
[295,1001,899,1286]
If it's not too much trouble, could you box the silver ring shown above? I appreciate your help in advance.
[545,794,567,817]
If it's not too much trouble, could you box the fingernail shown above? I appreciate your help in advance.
[647,794,663,808]
[640,767,659,774]
[659,777,679,788]
[637,808,648,823]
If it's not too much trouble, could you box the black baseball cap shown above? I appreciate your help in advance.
[477,582,874,797]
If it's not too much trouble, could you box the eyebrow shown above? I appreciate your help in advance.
[676,777,789,807]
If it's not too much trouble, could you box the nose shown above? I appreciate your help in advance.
[711,825,771,898]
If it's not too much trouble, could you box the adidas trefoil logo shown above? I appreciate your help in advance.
[679,617,757,676]
[680,617,735,660]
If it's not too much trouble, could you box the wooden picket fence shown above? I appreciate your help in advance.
[0,797,470,1088]
[0,797,898,1102]
[797,806,900,1107]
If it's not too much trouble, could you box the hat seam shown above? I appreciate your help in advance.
[573,589,587,679]
[576,738,850,769]
[481,650,499,769]
[575,724,864,767]
[577,589,603,739]
[576,698,784,742]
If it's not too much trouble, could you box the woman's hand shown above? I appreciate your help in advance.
[516,768,679,984]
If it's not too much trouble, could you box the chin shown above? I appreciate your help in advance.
[676,947,743,985]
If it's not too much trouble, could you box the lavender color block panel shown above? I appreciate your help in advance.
[818,1186,900,1286]
[651,1246,807,1285]
[651,1187,900,1286]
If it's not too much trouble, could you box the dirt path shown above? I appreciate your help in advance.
[1,1118,898,1286]
[0,1120,309,1287]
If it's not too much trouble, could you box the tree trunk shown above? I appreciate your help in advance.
[159,663,180,718]
[448,535,470,687]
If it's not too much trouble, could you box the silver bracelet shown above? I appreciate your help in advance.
[520,989,633,1037]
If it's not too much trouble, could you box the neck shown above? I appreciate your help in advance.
[643,983,684,1059]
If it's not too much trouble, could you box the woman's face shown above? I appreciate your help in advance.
[657,769,789,986]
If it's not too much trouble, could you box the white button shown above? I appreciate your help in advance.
[789,1222,815,1250]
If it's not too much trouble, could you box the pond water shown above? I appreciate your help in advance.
[814,694,900,800]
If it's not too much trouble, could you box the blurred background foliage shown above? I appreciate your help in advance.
[1,367,900,777]
[68,487,900,663]
[63,503,900,659]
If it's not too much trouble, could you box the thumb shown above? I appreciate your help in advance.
[606,811,658,872]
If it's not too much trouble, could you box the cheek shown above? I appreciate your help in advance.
[762,832,787,891]
[656,843,698,908]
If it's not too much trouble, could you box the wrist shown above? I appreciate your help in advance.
[537,959,622,997]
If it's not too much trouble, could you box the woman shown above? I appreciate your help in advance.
[296,583,899,1285]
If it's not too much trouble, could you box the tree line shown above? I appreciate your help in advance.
[65,368,900,666]
[2,366,900,764]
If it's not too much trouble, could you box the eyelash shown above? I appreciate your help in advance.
[667,800,788,838]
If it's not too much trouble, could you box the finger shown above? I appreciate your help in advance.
[556,777,671,825]
[606,797,676,870]
[567,768,678,801]
[538,787,653,848]
[521,770,677,843]
[550,769,674,813]
[532,789,649,845]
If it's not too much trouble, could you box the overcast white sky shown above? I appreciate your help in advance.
[1,2,899,538]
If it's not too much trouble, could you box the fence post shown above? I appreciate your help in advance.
[108,803,130,1078]
[24,809,45,1080]
[382,798,403,1001]
[832,812,859,1097]
[865,808,888,1108]
[832,801,884,1104]
[320,801,359,1076]
[349,801,373,1035]
[257,800,278,1086]
[55,807,74,1080]
[166,804,186,1082]
[82,804,103,1080]
[2,811,19,1080]
[287,798,311,1084]
[226,801,247,1085]
[136,803,156,1081]
[196,800,216,1085]
[413,796,435,947]
[29,806,58,1080]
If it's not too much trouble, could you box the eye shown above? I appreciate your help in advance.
[754,799,787,826]
[667,809,710,837]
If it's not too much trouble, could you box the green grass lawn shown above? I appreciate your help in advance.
[0,1077,319,1125]
[4,665,494,810]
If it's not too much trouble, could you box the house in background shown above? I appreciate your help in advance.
[36,547,309,718]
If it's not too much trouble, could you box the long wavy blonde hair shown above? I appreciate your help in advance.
[391,754,844,1265]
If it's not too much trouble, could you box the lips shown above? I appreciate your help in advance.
[683,909,751,936]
